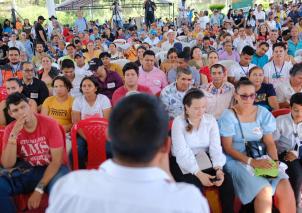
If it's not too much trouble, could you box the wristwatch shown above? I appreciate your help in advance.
[35,182,45,194]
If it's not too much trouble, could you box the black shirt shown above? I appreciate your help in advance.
[254,83,276,111]
[35,22,47,43]
[0,44,8,65]
[233,14,244,27]
[22,78,49,106]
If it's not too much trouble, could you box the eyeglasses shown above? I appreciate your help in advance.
[237,93,256,100]
[23,69,34,72]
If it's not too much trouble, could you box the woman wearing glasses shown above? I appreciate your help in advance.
[248,66,279,111]
[218,79,295,213]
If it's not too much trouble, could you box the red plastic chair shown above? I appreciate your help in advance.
[71,117,108,170]
[272,108,291,118]
[0,87,7,101]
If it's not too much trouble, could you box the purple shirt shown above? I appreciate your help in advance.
[218,50,240,62]
[95,70,123,99]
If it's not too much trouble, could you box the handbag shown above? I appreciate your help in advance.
[232,108,266,158]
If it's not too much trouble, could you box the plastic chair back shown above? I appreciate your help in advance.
[0,87,7,101]
[71,117,108,170]
[272,108,291,118]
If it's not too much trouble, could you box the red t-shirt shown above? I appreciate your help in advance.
[2,114,65,166]
[112,85,152,106]
[199,66,213,83]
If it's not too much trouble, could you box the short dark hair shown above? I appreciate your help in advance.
[235,79,255,92]
[6,77,22,87]
[210,63,226,73]
[290,92,302,107]
[6,92,28,110]
[258,42,269,48]
[109,43,116,48]
[52,76,73,92]
[241,45,255,56]
[21,62,33,70]
[122,62,139,76]
[99,52,111,59]
[79,76,101,94]
[203,36,210,41]
[143,50,155,58]
[61,59,75,70]
[109,94,169,163]
[8,47,20,55]
[273,42,286,51]
[290,63,302,76]
[66,43,76,49]
[137,46,147,52]
[177,50,190,61]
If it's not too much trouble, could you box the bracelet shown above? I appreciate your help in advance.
[247,157,252,166]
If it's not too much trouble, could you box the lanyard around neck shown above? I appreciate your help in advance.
[239,63,249,76]
[273,61,285,78]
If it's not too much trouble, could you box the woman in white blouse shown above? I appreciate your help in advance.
[170,88,234,213]
[71,76,112,168]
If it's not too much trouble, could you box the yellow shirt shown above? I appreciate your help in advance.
[109,63,123,78]
[84,50,101,63]
[42,96,74,126]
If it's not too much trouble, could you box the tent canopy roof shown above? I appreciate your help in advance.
[56,0,173,11]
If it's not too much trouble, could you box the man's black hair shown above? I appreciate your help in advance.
[6,92,28,110]
[99,52,111,59]
[109,94,169,163]
[241,45,255,56]
[143,50,155,58]
[290,92,302,107]
[122,62,139,76]
[61,59,75,69]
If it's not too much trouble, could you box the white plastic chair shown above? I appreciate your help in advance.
[150,47,162,54]
[113,39,127,44]
[156,51,168,64]
[218,60,236,71]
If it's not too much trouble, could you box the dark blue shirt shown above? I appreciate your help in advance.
[254,83,276,111]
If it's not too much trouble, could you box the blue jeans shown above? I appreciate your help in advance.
[0,162,69,213]
[69,135,112,169]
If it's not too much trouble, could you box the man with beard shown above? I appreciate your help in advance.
[0,47,23,86]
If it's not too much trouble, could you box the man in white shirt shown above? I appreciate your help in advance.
[74,53,90,76]
[254,4,266,24]
[228,45,256,84]
[201,64,235,119]
[144,29,160,47]
[47,93,209,213]
[160,29,177,51]
[233,27,254,53]
[264,42,293,88]
[273,92,302,209]
[7,33,26,53]
[276,63,302,108]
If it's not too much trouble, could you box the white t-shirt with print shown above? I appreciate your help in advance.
[263,61,293,88]
[72,94,111,120]
[228,62,256,81]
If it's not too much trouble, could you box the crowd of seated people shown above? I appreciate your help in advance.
[0,2,302,212]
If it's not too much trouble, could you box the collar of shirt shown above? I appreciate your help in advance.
[99,159,172,182]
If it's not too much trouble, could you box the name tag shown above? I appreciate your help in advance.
[30,93,39,99]
[153,80,161,86]
[107,82,116,89]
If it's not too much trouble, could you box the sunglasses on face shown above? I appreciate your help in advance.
[237,93,256,100]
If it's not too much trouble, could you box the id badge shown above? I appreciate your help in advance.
[107,82,116,89]
[30,93,38,99]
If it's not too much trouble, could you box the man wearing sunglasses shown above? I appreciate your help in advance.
[21,62,49,112]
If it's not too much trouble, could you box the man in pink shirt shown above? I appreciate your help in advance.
[112,62,152,106]
[138,50,168,95]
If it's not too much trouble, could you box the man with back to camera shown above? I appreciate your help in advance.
[47,93,209,213]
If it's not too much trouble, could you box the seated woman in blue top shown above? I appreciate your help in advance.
[219,79,295,213]
[248,66,279,111]
[170,88,235,213]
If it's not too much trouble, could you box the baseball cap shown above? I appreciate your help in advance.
[38,16,46,21]
[89,58,103,71]
[149,29,157,35]
[74,52,84,58]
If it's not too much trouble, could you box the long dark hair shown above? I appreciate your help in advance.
[182,88,205,132]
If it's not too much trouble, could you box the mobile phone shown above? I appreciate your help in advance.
[211,177,221,182]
